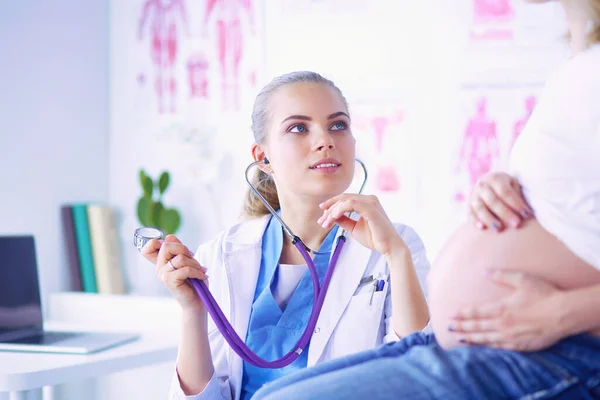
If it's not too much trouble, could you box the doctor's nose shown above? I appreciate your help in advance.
[314,131,335,152]
[317,143,334,151]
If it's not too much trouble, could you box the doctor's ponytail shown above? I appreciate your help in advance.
[243,168,280,218]
[241,71,348,218]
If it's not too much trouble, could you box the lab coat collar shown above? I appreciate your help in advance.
[223,215,271,248]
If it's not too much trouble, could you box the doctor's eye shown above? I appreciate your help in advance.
[288,124,307,133]
[330,121,348,131]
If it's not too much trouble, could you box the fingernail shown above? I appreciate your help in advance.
[492,223,500,232]
[319,202,325,209]
[448,326,455,332]
[459,339,466,344]
[521,209,530,218]
[510,219,520,228]
[476,221,485,230]
[200,267,207,272]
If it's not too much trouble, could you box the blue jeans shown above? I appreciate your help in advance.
[252,332,600,400]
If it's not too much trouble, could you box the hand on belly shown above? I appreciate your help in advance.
[428,219,600,349]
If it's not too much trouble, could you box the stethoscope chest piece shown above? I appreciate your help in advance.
[134,227,164,252]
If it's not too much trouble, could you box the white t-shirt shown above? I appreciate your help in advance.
[509,44,600,270]
[272,264,308,310]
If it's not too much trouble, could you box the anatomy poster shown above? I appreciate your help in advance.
[136,0,264,115]
[350,99,420,225]
[279,0,369,16]
[110,0,266,295]
[469,0,515,42]
[468,0,567,46]
[131,0,265,199]
[452,85,541,204]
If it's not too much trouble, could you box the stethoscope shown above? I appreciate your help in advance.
[134,158,368,368]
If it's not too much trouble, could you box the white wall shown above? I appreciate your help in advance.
[0,0,109,307]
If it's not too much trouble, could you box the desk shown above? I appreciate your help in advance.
[0,327,178,400]
[0,292,183,400]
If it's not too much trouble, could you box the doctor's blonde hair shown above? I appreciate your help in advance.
[589,0,600,44]
[242,71,349,218]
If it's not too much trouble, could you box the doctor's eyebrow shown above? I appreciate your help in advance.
[280,112,350,125]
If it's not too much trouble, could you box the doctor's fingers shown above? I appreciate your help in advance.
[319,197,385,229]
[141,238,163,265]
[157,254,207,277]
[319,193,382,212]
[157,241,195,267]
[160,265,209,289]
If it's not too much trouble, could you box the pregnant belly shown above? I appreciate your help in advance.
[429,219,600,349]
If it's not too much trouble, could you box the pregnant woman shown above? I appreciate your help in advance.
[253,0,600,398]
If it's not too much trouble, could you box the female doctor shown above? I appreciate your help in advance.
[141,71,430,399]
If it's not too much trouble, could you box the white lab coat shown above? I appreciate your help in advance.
[169,215,430,400]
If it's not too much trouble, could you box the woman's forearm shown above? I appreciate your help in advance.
[560,283,600,337]
[385,246,430,338]
[176,310,215,395]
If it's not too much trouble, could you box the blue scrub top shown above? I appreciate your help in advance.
[240,215,339,400]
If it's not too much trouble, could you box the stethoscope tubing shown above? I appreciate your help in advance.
[186,158,367,368]
[187,236,345,367]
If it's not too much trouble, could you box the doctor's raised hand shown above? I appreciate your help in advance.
[319,192,430,337]
[318,194,406,257]
[142,235,208,312]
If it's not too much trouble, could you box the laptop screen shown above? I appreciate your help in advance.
[0,236,43,335]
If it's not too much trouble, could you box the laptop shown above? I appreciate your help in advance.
[0,235,139,354]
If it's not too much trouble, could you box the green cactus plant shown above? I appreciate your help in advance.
[136,169,182,235]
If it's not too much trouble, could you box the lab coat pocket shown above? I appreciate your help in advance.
[332,289,387,357]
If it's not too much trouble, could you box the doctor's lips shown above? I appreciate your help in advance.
[310,158,341,171]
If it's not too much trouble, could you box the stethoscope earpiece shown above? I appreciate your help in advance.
[263,157,270,164]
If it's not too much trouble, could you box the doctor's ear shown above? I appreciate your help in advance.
[251,143,273,174]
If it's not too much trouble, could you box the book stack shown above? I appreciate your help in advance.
[60,204,126,294]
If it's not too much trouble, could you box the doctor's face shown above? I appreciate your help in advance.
[262,82,355,203]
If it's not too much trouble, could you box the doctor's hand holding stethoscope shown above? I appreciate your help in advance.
[141,235,209,313]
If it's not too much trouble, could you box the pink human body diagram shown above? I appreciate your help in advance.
[455,97,499,202]
[138,0,189,114]
[473,0,514,23]
[187,54,209,99]
[203,0,255,110]
[511,95,536,150]
[355,111,404,193]
[471,0,515,41]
